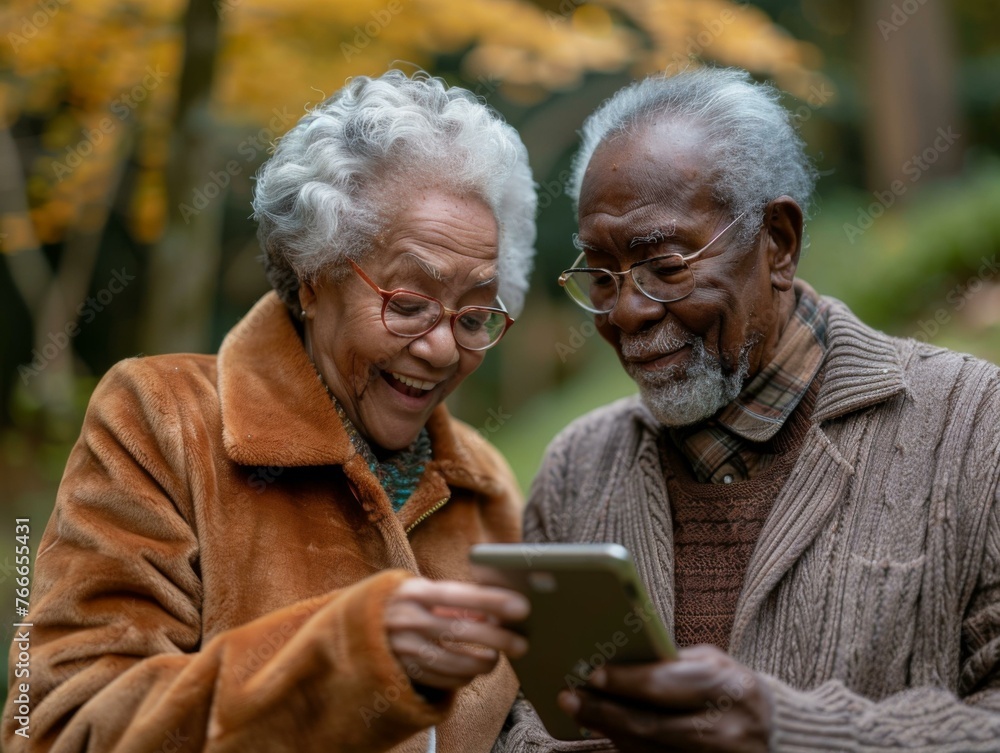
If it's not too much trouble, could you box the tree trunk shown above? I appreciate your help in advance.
[861,0,963,193]
[139,0,224,355]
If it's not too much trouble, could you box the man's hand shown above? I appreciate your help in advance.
[557,645,773,752]
[385,578,530,691]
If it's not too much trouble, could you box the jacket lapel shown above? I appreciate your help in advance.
[217,292,354,467]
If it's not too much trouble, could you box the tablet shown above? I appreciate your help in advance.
[469,543,675,740]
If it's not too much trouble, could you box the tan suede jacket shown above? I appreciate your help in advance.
[3,292,522,753]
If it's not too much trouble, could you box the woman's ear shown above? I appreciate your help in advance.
[297,280,317,320]
[764,196,803,292]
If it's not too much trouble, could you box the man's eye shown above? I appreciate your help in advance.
[647,258,687,277]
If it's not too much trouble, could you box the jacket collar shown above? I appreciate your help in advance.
[809,293,908,422]
[216,292,504,495]
[629,284,909,433]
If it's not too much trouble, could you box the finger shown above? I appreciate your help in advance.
[395,579,529,621]
[387,599,528,657]
[588,651,755,709]
[435,618,529,658]
[392,633,501,682]
[560,690,683,748]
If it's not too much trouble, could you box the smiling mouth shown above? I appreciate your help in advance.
[624,343,690,368]
[385,371,439,399]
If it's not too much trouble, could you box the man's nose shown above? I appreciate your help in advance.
[606,276,668,334]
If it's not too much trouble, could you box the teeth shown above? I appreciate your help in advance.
[391,372,437,391]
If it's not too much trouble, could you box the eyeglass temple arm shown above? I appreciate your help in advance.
[681,211,747,264]
[348,258,383,295]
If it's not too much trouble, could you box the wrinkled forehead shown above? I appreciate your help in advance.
[578,117,721,227]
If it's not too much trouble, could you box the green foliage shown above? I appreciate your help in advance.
[799,157,1000,362]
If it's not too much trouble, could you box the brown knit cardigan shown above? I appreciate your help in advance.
[497,292,1000,752]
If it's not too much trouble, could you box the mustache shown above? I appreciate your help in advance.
[619,322,692,360]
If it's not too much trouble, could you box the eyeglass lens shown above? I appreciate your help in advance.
[383,293,507,350]
[562,255,693,313]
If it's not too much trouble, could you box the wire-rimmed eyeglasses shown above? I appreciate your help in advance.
[349,259,514,351]
[558,212,747,314]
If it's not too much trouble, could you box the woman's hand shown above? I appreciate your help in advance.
[557,645,774,752]
[384,578,530,691]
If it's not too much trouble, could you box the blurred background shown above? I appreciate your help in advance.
[1,0,999,699]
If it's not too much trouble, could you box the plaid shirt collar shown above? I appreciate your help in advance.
[669,281,828,483]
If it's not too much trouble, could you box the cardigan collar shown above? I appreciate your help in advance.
[630,282,909,433]
[215,292,504,496]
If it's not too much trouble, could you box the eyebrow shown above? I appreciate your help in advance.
[629,220,678,248]
[574,220,681,253]
[402,251,498,289]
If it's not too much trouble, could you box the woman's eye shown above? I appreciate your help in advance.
[458,312,488,332]
[388,298,430,316]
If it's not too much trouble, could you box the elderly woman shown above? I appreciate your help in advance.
[3,71,536,752]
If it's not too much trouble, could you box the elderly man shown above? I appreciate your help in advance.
[499,68,1000,751]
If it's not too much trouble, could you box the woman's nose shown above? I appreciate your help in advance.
[409,318,461,368]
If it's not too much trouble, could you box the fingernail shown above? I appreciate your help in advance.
[588,668,607,688]
[511,636,529,656]
[558,690,580,714]
[503,595,530,619]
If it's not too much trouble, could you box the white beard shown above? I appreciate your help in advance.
[620,322,750,427]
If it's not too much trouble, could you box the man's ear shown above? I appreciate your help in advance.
[763,196,803,292]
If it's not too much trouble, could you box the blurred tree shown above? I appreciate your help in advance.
[860,0,963,190]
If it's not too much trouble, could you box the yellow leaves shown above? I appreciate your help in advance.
[599,0,827,100]
[0,212,39,254]
[7,0,827,252]
[129,169,166,244]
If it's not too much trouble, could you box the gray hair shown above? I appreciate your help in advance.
[252,70,537,316]
[569,67,817,244]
